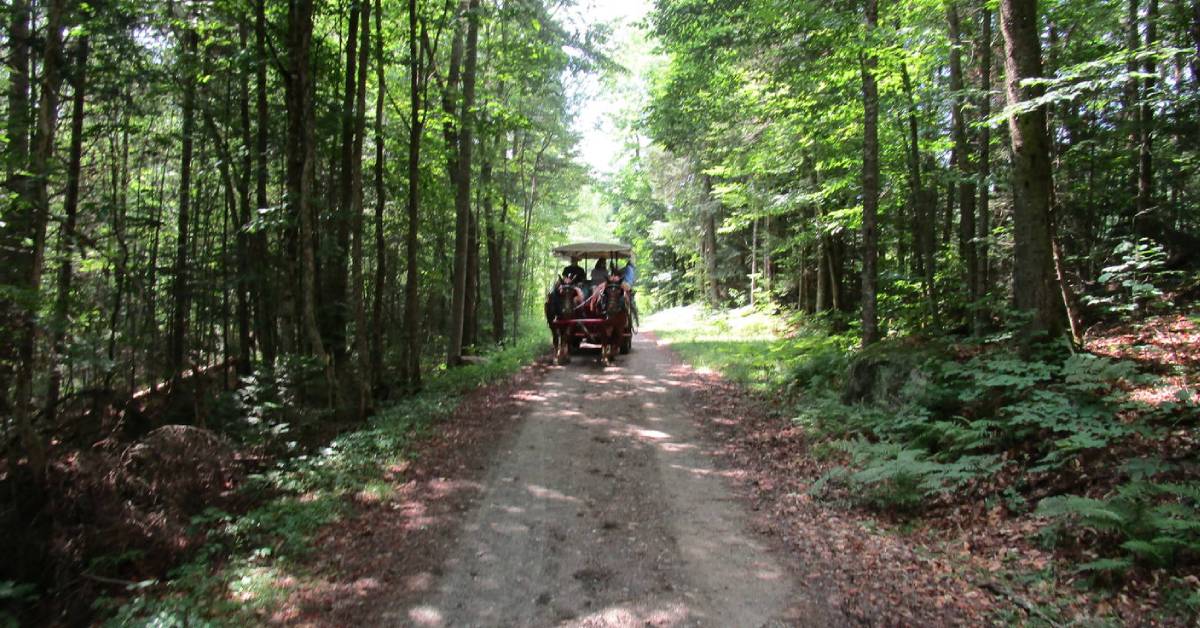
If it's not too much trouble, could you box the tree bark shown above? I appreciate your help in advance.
[447,0,479,367]
[1137,0,1158,221]
[1000,0,1064,342]
[351,0,372,416]
[402,0,426,389]
[236,23,255,375]
[45,34,89,419]
[975,5,994,334]
[254,0,277,367]
[330,0,362,367]
[949,2,978,310]
[1125,0,1141,225]
[371,0,387,389]
[287,0,331,378]
[170,26,198,380]
[861,0,881,346]
[1,0,32,427]
[482,147,505,343]
[900,61,939,328]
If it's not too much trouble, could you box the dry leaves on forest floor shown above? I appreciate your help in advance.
[657,329,1196,626]
[264,359,552,626]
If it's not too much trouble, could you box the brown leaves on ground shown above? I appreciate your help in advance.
[656,324,1199,627]
[265,359,551,626]
[1089,313,1199,407]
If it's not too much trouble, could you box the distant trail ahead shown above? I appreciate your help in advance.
[389,334,844,627]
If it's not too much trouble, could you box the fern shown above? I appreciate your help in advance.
[1037,477,1200,569]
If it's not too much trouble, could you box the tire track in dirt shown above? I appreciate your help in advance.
[387,334,846,627]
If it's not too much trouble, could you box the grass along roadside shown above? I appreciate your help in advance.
[99,330,550,626]
[647,304,1200,624]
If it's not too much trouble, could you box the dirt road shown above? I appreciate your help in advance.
[389,333,844,627]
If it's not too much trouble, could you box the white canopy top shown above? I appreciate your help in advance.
[552,242,633,260]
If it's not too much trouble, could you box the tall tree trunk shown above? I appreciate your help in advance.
[170,26,198,381]
[948,2,978,311]
[330,0,362,368]
[108,127,130,366]
[236,23,254,375]
[14,0,66,456]
[975,5,994,334]
[464,205,480,349]
[482,148,505,343]
[701,176,721,306]
[750,217,758,307]
[1137,0,1158,221]
[900,62,939,328]
[402,0,425,389]
[447,0,479,367]
[287,0,330,380]
[861,0,881,347]
[1,0,33,428]
[1000,0,1064,342]
[370,0,387,389]
[351,0,372,416]
[45,34,89,418]
[512,136,549,345]
[1126,0,1141,226]
[254,0,277,367]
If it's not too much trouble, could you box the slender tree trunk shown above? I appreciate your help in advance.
[287,0,330,380]
[1126,0,1141,226]
[1137,0,1158,220]
[975,5,994,334]
[370,0,387,389]
[108,127,130,365]
[15,0,67,459]
[1,0,33,427]
[351,0,372,416]
[701,176,721,306]
[402,0,425,389]
[482,149,505,343]
[447,0,479,367]
[763,214,772,296]
[512,137,549,345]
[1000,0,1064,342]
[900,62,939,328]
[948,2,978,310]
[236,23,255,375]
[750,217,758,307]
[253,0,276,367]
[330,0,362,369]
[464,206,480,349]
[45,34,89,418]
[171,26,198,381]
[861,0,881,347]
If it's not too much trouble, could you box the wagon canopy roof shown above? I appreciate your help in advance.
[552,242,633,260]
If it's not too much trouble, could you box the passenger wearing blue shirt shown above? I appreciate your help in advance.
[621,259,636,287]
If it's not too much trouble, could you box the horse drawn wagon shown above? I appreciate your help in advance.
[544,242,637,364]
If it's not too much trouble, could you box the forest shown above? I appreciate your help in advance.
[1,0,1199,623]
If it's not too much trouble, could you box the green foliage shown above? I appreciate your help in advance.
[832,439,1003,511]
[0,581,37,628]
[106,331,548,624]
[1037,462,1200,570]
[1083,239,1181,315]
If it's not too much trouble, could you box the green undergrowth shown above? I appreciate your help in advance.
[649,304,1200,620]
[101,331,549,627]
[647,304,855,393]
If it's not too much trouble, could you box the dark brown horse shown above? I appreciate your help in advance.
[545,280,581,364]
[597,280,630,365]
